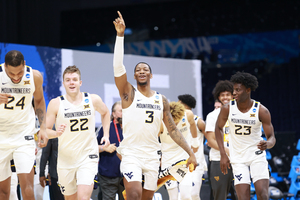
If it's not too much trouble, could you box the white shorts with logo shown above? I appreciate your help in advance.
[232,156,269,185]
[0,144,35,181]
[120,155,160,191]
[57,159,98,196]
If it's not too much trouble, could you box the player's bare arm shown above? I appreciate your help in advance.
[186,110,197,138]
[33,69,48,147]
[162,95,197,168]
[197,118,205,133]
[215,104,230,174]
[91,94,111,146]
[258,104,276,150]
[113,11,134,109]
[46,98,66,139]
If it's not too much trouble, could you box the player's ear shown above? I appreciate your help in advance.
[80,80,82,86]
[150,74,153,79]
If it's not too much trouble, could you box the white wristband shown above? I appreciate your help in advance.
[113,36,126,77]
[191,137,200,148]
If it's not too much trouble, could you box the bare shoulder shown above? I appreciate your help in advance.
[185,109,194,117]
[259,103,271,121]
[161,95,170,111]
[32,69,43,85]
[90,93,102,102]
[48,97,60,113]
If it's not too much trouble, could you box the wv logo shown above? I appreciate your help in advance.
[124,172,133,179]
[60,186,65,193]
[166,180,172,186]
[235,174,243,181]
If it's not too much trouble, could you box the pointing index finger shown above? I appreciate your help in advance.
[117,11,123,20]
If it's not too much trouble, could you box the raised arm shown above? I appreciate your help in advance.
[215,104,230,174]
[46,98,66,139]
[91,94,110,146]
[162,95,197,168]
[113,11,134,109]
[33,70,48,147]
[258,104,276,150]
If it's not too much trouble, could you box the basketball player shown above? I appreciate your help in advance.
[0,50,47,200]
[177,94,207,200]
[113,11,197,200]
[215,72,276,200]
[46,65,110,200]
[159,101,198,200]
[205,80,237,200]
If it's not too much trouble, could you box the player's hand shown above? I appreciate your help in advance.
[220,153,230,175]
[113,11,126,36]
[0,93,12,104]
[104,143,117,153]
[39,176,47,187]
[186,152,197,171]
[257,140,267,150]
[100,135,110,147]
[56,124,67,137]
[38,129,48,148]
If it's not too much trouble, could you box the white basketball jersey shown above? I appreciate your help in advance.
[228,99,265,163]
[56,93,98,168]
[205,108,229,161]
[0,64,36,148]
[160,112,190,168]
[117,88,163,159]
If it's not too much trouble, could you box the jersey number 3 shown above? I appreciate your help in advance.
[145,111,154,123]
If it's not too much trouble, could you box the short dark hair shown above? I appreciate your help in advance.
[5,50,24,67]
[177,94,196,109]
[230,71,258,91]
[134,62,152,74]
[212,80,234,101]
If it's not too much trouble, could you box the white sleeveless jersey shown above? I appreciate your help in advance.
[205,108,230,161]
[228,99,265,163]
[56,93,98,168]
[0,64,36,148]
[190,115,207,171]
[160,112,190,168]
[117,88,163,159]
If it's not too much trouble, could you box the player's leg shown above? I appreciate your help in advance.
[18,167,35,200]
[57,167,77,200]
[165,180,178,200]
[140,157,160,200]
[14,144,36,200]
[251,158,269,200]
[0,177,11,200]
[231,163,251,200]
[179,171,193,200]
[121,156,144,200]
[76,159,98,200]
[190,169,204,200]
[0,148,14,200]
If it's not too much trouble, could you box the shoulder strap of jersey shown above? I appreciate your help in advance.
[231,99,235,105]
[60,96,65,100]
[26,66,31,72]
